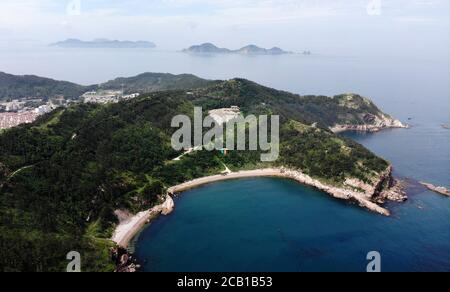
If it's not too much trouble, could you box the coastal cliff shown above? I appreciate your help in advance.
[280,166,406,216]
[343,166,407,204]
[331,114,408,133]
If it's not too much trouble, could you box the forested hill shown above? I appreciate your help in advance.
[191,78,391,129]
[0,72,92,101]
[0,72,213,101]
[0,78,393,271]
[99,72,214,94]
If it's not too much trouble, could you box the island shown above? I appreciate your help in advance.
[50,38,156,49]
[183,43,292,55]
[0,72,408,272]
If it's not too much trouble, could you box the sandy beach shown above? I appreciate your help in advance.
[167,169,284,194]
[112,168,391,248]
[112,195,174,248]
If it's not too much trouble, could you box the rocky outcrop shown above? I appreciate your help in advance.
[111,247,141,273]
[112,195,175,248]
[281,166,406,216]
[279,168,392,216]
[110,195,175,272]
[372,167,407,203]
[344,166,407,204]
[331,114,408,133]
[420,182,450,197]
[161,195,175,215]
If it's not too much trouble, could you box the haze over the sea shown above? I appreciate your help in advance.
[1,0,449,59]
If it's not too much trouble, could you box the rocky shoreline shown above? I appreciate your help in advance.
[166,167,406,216]
[277,167,406,216]
[330,114,408,133]
[110,196,174,272]
[112,195,174,248]
[420,182,450,197]
[111,167,407,271]
[111,247,141,273]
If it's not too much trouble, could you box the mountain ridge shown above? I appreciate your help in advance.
[0,72,214,101]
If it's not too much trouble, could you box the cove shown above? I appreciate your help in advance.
[134,177,450,272]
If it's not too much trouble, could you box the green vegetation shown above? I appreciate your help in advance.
[0,72,92,101]
[100,72,214,95]
[0,78,390,271]
[0,72,213,101]
[193,79,387,127]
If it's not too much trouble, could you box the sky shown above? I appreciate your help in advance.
[0,0,449,57]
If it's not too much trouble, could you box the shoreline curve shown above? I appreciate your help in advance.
[112,168,391,248]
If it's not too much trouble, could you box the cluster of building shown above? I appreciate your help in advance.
[0,111,40,129]
[82,90,140,104]
[0,90,141,130]
[0,97,68,130]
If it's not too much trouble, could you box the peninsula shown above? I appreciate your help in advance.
[0,73,408,272]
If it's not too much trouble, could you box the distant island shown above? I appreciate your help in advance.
[183,43,292,55]
[51,39,156,49]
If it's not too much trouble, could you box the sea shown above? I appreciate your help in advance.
[1,46,449,272]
